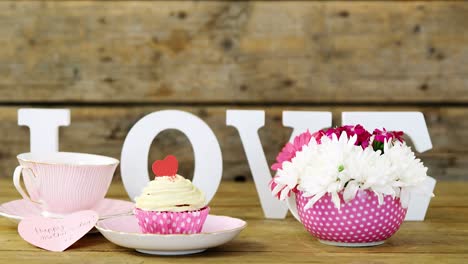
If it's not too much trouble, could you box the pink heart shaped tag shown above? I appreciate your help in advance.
[18,210,98,252]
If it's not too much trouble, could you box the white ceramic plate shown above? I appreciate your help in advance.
[96,214,247,255]
[0,198,134,222]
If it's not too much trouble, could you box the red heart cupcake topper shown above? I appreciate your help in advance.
[152,155,178,177]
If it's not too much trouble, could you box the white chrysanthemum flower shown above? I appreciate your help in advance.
[272,138,319,200]
[383,141,432,208]
[273,130,432,210]
[274,161,300,200]
[342,147,395,205]
[298,132,361,210]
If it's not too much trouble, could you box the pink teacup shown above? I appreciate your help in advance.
[13,152,119,216]
[288,190,407,247]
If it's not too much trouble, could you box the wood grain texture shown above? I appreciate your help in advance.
[0,106,466,181]
[0,1,466,103]
[0,1,465,181]
[0,179,467,263]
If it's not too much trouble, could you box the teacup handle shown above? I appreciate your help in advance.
[13,166,39,203]
[287,192,302,223]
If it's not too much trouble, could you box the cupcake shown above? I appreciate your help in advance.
[134,155,209,234]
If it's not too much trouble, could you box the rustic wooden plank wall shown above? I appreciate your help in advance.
[0,1,467,181]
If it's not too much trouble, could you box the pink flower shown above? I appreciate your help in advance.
[271,143,296,171]
[271,130,312,171]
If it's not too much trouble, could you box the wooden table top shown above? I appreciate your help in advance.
[0,178,467,263]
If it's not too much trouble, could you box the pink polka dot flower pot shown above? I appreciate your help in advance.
[270,125,433,247]
[288,191,407,247]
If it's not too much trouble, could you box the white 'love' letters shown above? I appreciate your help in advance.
[226,110,332,219]
[18,108,435,221]
[120,110,223,203]
[18,109,70,153]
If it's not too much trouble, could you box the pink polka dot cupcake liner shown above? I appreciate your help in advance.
[296,190,407,246]
[134,206,210,234]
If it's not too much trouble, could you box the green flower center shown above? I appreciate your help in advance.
[338,165,344,172]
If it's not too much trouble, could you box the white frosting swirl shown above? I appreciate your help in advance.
[135,175,206,212]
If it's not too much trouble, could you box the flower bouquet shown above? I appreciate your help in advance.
[270,125,433,247]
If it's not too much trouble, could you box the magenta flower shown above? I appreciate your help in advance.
[311,130,326,143]
[391,131,405,142]
[271,130,312,171]
[373,128,405,143]
[352,125,372,149]
[325,125,372,149]
[324,127,339,138]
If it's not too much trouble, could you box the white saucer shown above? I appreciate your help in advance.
[0,199,135,222]
[96,214,247,255]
